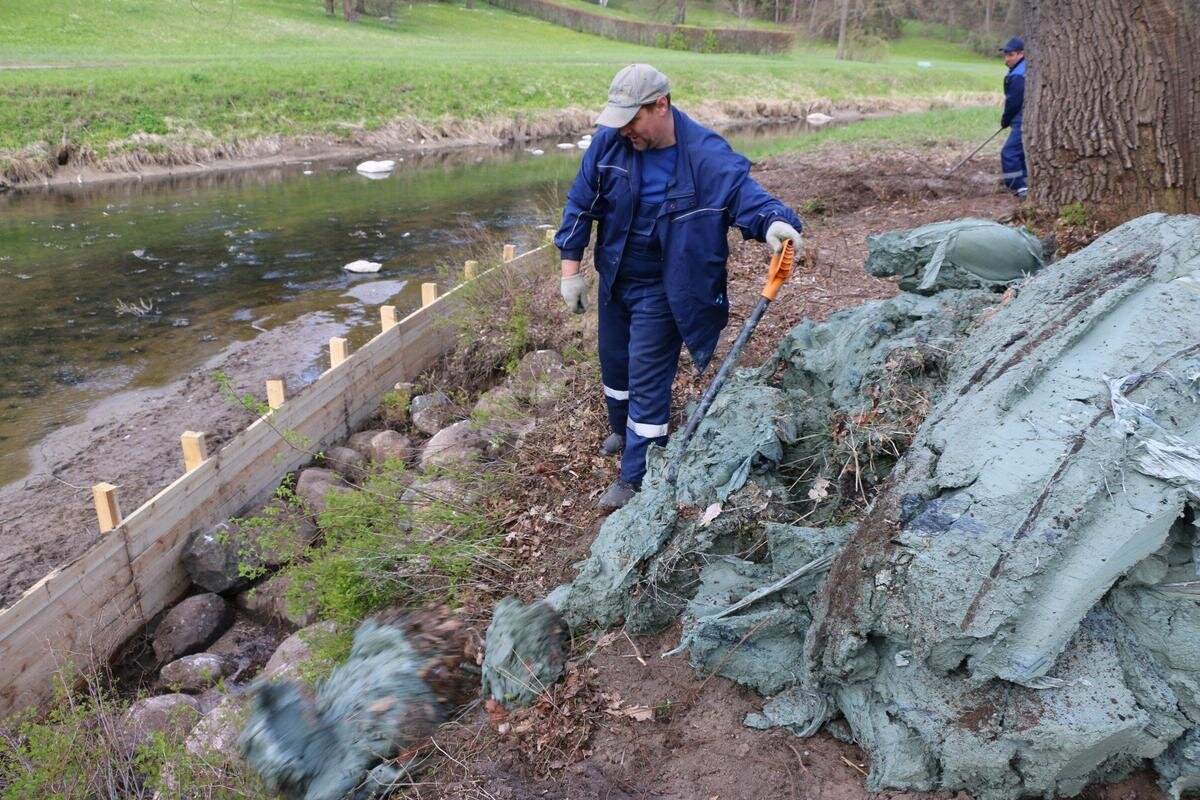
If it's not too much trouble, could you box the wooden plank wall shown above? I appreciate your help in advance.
[0,245,547,717]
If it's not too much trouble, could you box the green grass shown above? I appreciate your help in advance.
[0,0,1001,162]
[740,105,1000,160]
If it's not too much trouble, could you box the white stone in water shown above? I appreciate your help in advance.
[355,159,395,174]
[527,148,545,156]
[806,112,834,126]
[344,259,382,273]
[556,142,576,149]
[576,140,591,149]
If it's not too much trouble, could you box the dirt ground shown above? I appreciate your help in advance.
[3,139,1163,800]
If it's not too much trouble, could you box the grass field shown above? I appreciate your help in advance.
[0,0,1002,163]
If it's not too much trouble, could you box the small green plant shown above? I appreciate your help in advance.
[667,29,689,51]
[213,370,312,453]
[132,109,167,135]
[1058,201,1088,227]
[701,29,720,53]
[281,459,502,625]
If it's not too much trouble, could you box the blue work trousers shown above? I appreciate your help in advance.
[1001,120,1027,193]
[598,272,683,487]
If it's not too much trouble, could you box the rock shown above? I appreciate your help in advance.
[236,572,319,629]
[343,259,382,273]
[294,467,352,517]
[347,429,381,461]
[261,620,338,682]
[351,429,412,465]
[323,445,368,483]
[154,593,235,664]
[410,390,453,435]
[123,693,202,751]
[185,693,247,758]
[419,420,486,470]
[511,349,572,411]
[160,653,231,692]
[181,504,315,593]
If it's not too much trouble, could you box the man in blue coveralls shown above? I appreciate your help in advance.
[999,37,1027,197]
[554,64,803,511]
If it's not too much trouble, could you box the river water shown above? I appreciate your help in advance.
[0,123,824,485]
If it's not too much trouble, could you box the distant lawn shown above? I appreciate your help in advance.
[0,0,1002,163]
[738,106,1001,160]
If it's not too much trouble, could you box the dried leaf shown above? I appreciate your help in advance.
[808,476,832,501]
[699,502,723,527]
[619,704,656,722]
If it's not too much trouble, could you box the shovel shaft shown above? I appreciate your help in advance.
[945,128,1004,176]
[666,296,770,485]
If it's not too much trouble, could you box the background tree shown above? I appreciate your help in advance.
[1023,0,1199,221]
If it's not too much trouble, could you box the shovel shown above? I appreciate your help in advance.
[944,128,1003,176]
[665,239,795,486]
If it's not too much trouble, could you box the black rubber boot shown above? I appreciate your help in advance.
[597,479,638,512]
[599,433,625,456]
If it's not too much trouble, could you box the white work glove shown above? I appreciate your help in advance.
[560,274,588,314]
[766,220,802,254]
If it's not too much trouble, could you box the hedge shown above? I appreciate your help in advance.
[485,0,795,54]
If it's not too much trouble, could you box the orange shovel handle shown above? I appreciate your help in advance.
[762,239,795,301]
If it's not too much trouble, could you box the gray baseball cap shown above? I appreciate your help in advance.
[595,64,670,128]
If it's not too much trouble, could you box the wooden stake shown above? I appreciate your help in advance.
[502,243,516,262]
[92,482,121,533]
[330,337,349,368]
[544,228,555,242]
[463,260,478,280]
[421,282,438,307]
[380,305,397,331]
[180,431,208,473]
[266,378,286,410]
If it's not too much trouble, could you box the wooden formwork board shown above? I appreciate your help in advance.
[0,246,548,718]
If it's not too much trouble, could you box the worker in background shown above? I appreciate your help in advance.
[1000,36,1027,198]
[554,64,803,511]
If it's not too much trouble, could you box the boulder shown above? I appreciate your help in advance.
[182,504,314,594]
[294,467,352,517]
[123,693,202,751]
[160,653,231,693]
[236,572,319,629]
[419,420,486,470]
[261,620,338,683]
[410,390,453,435]
[323,445,368,483]
[154,593,235,664]
[367,429,412,464]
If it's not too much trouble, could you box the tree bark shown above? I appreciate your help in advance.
[343,0,358,21]
[324,0,335,15]
[1024,0,1199,220]
[672,0,686,24]
[835,0,849,58]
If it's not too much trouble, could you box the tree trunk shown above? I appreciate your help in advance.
[343,0,358,21]
[355,0,365,13]
[672,0,685,25]
[984,0,994,35]
[835,0,849,58]
[324,0,335,15]
[807,0,818,33]
[1024,0,1199,220]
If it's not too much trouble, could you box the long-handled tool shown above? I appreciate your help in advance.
[944,128,1003,176]
[665,239,795,486]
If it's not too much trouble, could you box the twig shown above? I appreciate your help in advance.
[622,628,647,666]
[786,742,811,777]
[840,755,868,776]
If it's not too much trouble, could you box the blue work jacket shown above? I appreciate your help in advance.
[1002,57,1025,128]
[555,107,802,372]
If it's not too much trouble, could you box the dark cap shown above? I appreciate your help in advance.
[1000,36,1024,53]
